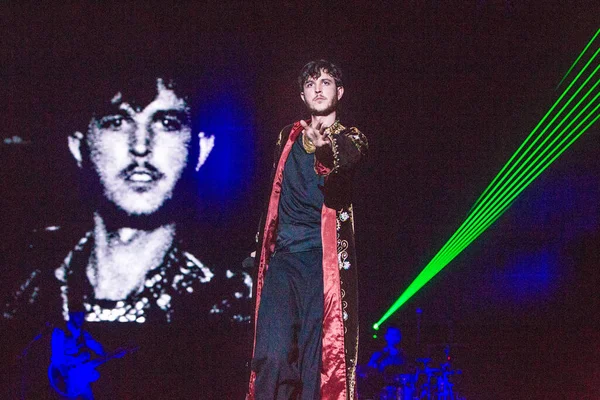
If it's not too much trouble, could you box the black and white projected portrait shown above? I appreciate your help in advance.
[5,77,245,322]
[1,68,253,398]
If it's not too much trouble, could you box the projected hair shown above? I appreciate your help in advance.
[297,59,343,92]
[76,76,196,134]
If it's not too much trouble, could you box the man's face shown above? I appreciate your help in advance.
[81,79,192,216]
[300,70,344,116]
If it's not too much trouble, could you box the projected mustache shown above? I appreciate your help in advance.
[118,162,165,181]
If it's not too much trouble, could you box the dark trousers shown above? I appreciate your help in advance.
[252,249,324,400]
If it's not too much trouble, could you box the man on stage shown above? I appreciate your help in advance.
[248,60,368,400]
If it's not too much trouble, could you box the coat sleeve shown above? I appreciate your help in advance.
[315,127,368,175]
[315,127,369,209]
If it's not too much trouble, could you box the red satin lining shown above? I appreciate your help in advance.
[315,158,332,175]
[320,206,347,400]
[248,121,305,399]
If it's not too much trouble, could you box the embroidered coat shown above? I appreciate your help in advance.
[248,120,368,400]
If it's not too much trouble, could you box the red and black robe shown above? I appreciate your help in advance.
[248,120,368,400]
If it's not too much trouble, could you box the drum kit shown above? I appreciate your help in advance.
[360,309,467,399]
[358,355,465,400]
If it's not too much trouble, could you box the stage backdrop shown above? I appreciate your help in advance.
[2,3,600,399]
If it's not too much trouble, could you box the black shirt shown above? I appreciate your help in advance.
[275,135,325,253]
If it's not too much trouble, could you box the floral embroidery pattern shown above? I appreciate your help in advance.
[347,127,368,154]
[340,289,349,333]
[337,239,350,270]
[339,211,349,222]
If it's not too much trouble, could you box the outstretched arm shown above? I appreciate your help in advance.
[314,126,368,208]
[314,126,368,177]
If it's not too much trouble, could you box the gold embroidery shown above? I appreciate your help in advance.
[327,120,346,136]
[348,205,356,233]
[347,127,368,153]
[330,131,341,173]
[302,131,316,154]
[276,125,289,147]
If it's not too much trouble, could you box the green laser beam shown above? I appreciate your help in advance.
[556,28,600,90]
[434,98,600,276]
[435,53,600,266]
[431,101,600,281]
[471,46,600,213]
[375,106,600,328]
[436,107,600,271]
[436,89,600,267]
[448,74,600,270]
[375,32,600,328]
[378,58,600,327]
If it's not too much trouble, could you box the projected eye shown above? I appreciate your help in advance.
[98,115,127,130]
[154,111,189,132]
[305,81,314,89]
[160,116,183,131]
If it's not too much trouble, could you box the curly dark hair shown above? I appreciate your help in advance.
[297,59,343,92]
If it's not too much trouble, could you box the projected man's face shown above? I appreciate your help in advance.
[70,79,195,216]
[300,70,344,116]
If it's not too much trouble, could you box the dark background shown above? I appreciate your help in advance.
[2,2,600,398]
